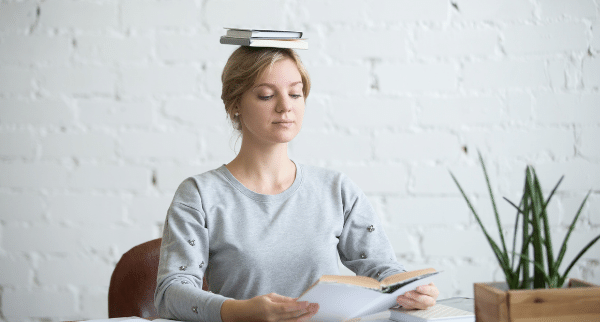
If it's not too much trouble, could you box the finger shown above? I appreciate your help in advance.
[415,283,440,298]
[263,293,311,319]
[282,301,309,313]
[278,307,309,320]
[412,291,436,308]
[272,299,309,317]
[397,296,424,310]
[267,293,311,312]
[282,303,319,322]
[397,292,436,310]
[297,303,319,321]
[396,294,417,309]
[276,302,313,320]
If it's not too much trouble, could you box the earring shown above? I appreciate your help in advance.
[234,112,239,117]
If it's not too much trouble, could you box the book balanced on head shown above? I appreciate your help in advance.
[219,27,308,50]
[297,268,440,321]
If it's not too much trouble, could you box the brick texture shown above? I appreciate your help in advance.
[0,0,599,320]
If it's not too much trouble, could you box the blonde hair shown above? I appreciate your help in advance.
[221,46,311,131]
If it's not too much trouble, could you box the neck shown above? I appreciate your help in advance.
[226,138,296,195]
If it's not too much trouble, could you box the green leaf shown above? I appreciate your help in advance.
[503,195,526,272]
[543,175,564,209]
[561,234,600,281]
[520,178,531,288]
[526,167,546,289]
[531,168,556,280]
[519,276,532,289]
[478,152,509,259]
[515,232,534,287]
[450,171,510,271]
[555,191,591,271]
[513,251,551,288]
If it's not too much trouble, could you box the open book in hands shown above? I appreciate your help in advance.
[297,268,440,321]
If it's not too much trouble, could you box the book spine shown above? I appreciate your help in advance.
[219,36,251,46]
[226,30,252,38]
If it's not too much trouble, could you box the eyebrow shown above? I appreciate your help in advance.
[253,81,303,89]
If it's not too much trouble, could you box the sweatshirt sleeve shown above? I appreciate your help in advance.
[154,178,231,322]
[336,174,406,281]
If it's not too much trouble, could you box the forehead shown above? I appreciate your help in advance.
[255,58,302,84]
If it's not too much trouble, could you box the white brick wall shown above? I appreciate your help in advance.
[0,35,71,64]
[376,63,458,92]
[463,60,548,89]
[0,1,37,31]
[453,0,535,21]
[413,28,498,57]
[0,0,599,321]
[39,0,118,30]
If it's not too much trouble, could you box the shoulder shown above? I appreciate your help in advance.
[299,163,344,183]
[298,163,361,194]
[172,166,229,204]
[298,164,370,218]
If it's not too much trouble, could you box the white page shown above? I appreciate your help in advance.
[350,273,439,319]
[300,283,383,321]
[299,272,441,321]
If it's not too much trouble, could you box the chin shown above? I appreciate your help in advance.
[244,126,301,145]
[271,132,299,144]
[270,127,300,142]
[273,136,296,144]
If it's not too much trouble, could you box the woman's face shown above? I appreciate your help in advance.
[237,58,305,146]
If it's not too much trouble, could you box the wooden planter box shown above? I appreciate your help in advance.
[474,279,600,321]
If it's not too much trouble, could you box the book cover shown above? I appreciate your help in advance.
[220,36,308,50]
[297,268,440,321]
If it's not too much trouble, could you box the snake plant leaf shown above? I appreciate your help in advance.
[561,233,600,283]
[503,190,527,269]
[519,276,533,289]
[543,175,564,209]
[511,199,523,270]
[515,233,534,290]
[515,251,551,288]
[450,171,510,271]
[521,196,530,288]
[525,167,546,288]
[555,191,592,271]
[515,233,533,272]
[478,152,509,257]
[531,168,556,279]
[503,196,525,214]
[535,174,564,280]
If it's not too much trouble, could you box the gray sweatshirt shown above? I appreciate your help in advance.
[154,163,405,322]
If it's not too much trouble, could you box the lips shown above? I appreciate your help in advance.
[273,120,294,124]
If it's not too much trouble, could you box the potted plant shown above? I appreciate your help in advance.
[450,153,600,321]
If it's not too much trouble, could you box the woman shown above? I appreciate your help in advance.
[154,46,439,322]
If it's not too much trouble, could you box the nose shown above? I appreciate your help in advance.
[276,95,293,113]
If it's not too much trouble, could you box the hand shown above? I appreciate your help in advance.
[221,293,319,322]
[396,282,439,310]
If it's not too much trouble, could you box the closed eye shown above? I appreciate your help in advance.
[258,95,274,101]
[290,94,302,99]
